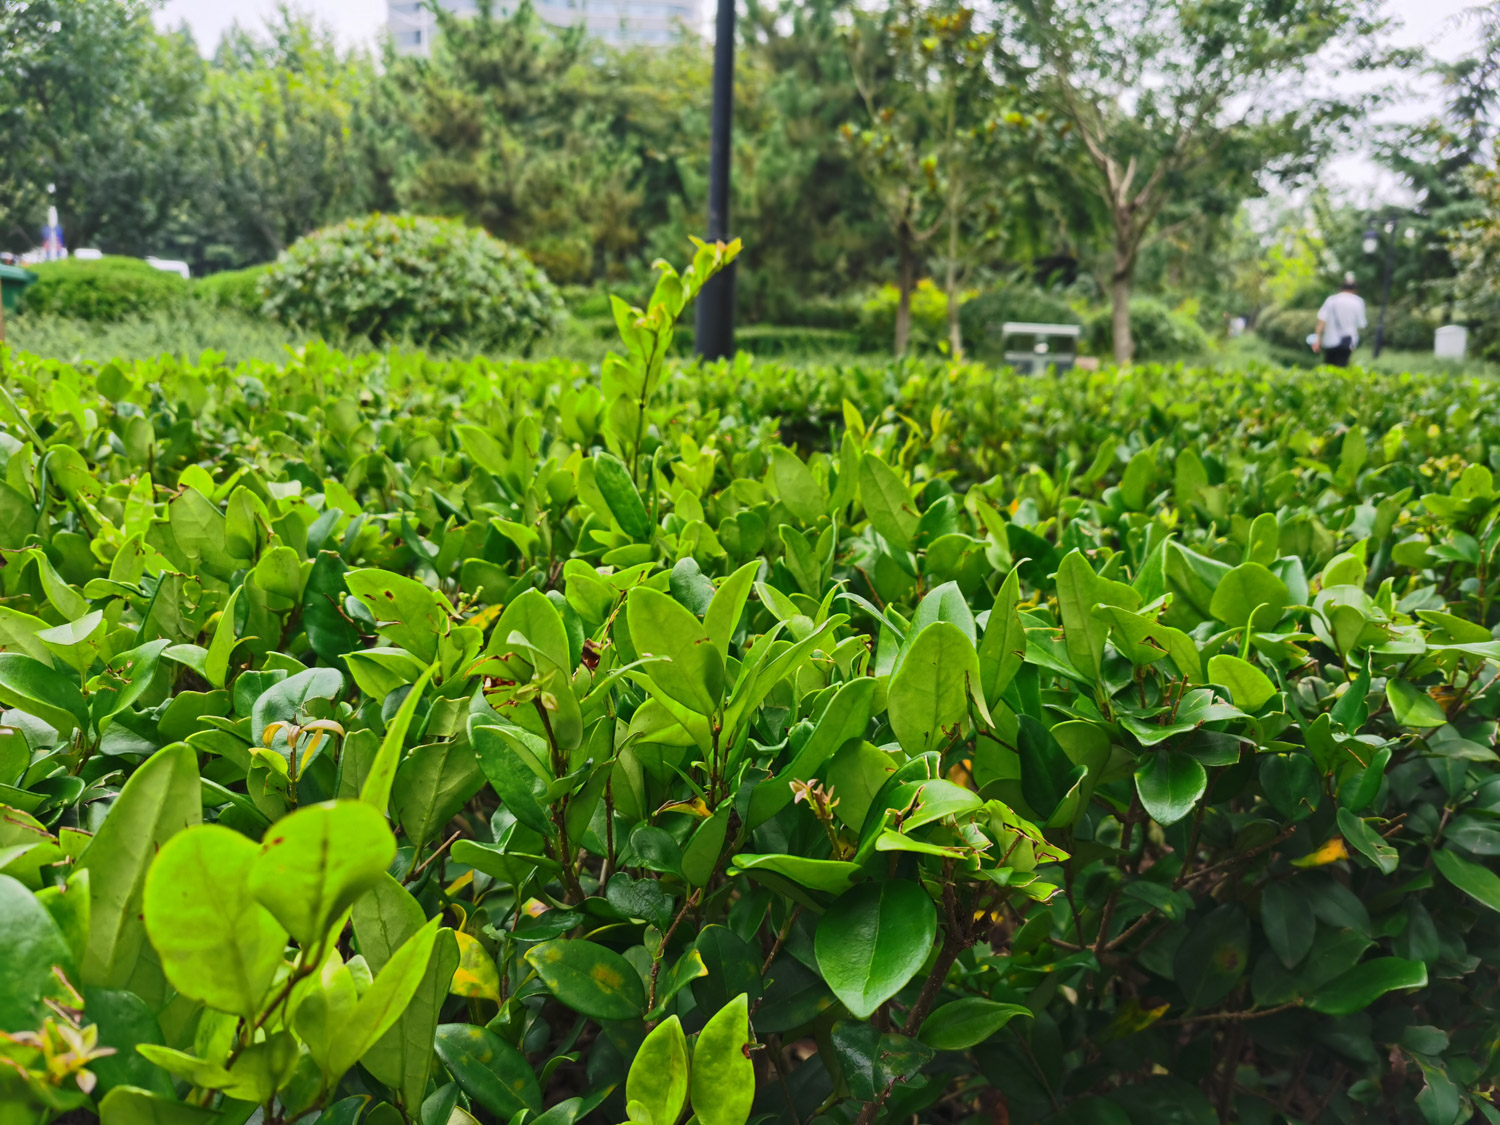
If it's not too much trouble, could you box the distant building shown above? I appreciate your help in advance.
[387,0,701,54]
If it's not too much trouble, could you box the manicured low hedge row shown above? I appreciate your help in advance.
[1,246,1498,1125]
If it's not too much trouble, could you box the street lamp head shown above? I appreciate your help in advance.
[1362,228,1378,255]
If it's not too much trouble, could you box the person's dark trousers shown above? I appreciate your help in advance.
[1324,344,1352,367]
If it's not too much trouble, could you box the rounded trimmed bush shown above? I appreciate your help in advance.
[262,214,564,350]
[1383,305,1434,351]
[194,265,270,317]
[1255,306,1319,353]
[1087,297,1211,360]
[23,257,189,322]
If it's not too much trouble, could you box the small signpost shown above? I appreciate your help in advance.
[998,322,1082,374]
[1435,325,1468,361]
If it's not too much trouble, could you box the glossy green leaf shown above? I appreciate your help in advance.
[729,852,862,894]
[434,1023,543,1118]
[328,916,442,1076]
[1260,881,1315,969]
[346,569,448,662]
[249,799,397,949]
[689,993,754,1125]
[393,739,483,852]
[77,744,201,989]
[0,651,89,733]
[524,938,646,1019]
[594,451,652,540]
[363,928,460,1110]
[814,880,936,1019]
[1386,679,1448,728]
[627,585,724,714]
[627,1015,689,1125]
[96,1087,224,1125]
[1174,904,1251,1010]
[0,873,74,1032]
[1259,753,1322,822]
[1337,807,1399,874]
[1206,653,1277,711]
[888,621,979,755]
[918,997,1033,1050]
[1135,749,1207,827]
[859,453,918,551]
[143,824,286,1019]
[1434,849,1500,914]
[1307,957,1428,1015]
[1209,562,1289,629]
[83,986,173,1097]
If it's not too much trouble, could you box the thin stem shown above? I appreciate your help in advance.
[1161,1001,1299,1028]
[1093,792,1142,961]
[646,889,701,1019]
[405,830,461,885]
[761,906,803,975]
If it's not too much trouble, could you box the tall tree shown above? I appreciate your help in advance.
[1012,0,1398,363]
[844,0,1038,356]
[183,8,382,268]
[734,0,886,321]
[1451,156,1500,357]
[386,0,707,283]
[1369,2,1500,312]
[0,0,202,253]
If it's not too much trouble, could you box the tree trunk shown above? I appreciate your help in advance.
[1110,270,1134,366]
[946,289,963,360]
[944,222,964,361]
[895,224,915,357]
[1110,222,1137,366]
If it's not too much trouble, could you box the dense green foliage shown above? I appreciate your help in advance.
[261,215,564,350]
[22,257,190,323]
[1085,298,1211,362]
[194,266,271,318]
[1455,155,1500,359]
[1253,306,1319,355]
[3,247,1500,1125]
[2,0,1442,357]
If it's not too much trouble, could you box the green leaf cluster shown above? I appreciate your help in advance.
[2,246,1500,1125]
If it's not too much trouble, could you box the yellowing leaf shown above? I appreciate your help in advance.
[449,931,501,1001]
[1292,837,1349,868]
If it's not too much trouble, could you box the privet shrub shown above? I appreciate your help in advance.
[858,279,966,351]
[1255,305,1319,353]
[262,213,564,350]
[1087,295,1212,359]
[2,243,1500,1125]
[194,264,270,317]
[22,256,189,321]
[1384,305,1435,352]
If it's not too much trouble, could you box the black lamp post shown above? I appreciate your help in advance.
[1363,216,1399,359]
[694,0,737,361]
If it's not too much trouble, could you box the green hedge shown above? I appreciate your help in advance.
[262,213,564,350]
[4,245,1500,1125]
[193,265,269,317]
[1086,296,1211,359]
[22,257,189,322]
[1256,305,1319,353]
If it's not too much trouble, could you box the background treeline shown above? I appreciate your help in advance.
[3,0,1500,360]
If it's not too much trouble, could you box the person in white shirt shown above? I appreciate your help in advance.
[1312,274,1368,368]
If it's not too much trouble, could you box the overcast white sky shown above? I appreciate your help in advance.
[154,0,1480,195]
